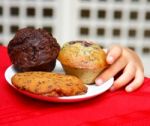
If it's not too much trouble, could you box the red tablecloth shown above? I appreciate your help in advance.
[0,46,150,126]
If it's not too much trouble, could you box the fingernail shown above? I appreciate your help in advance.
[107,55,114,64]
[125,86,133,92]
[95,79,103,86]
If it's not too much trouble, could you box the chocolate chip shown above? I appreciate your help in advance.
[69,41,92,47]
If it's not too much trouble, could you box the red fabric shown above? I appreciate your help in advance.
[0,46,150,126]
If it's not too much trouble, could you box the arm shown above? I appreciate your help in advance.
[95,45,144,92]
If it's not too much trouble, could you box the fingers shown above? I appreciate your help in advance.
[107,45,122,64]
[125,69,144,92]
[96,45,144,92]
[95,56,126,85]
[110,62,136,91]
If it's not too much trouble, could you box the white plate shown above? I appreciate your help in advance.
[5,61,114,102]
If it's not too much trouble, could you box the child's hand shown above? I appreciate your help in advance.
[95,45,144,92]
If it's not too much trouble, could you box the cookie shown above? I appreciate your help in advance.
[11,72,87,96]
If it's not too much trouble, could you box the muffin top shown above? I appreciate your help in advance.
[8,28,60,70]
[58,41,108,69]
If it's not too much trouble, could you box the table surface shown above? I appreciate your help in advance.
[1,46,150,126]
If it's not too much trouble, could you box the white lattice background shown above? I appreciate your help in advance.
[0,0,150,76]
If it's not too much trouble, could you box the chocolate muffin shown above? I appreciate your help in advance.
[8,28,60,72]
[58,41,108,84]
